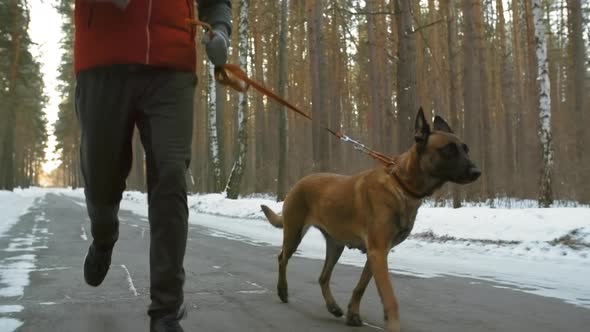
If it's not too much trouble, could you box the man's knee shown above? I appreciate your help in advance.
[80,140,132,204]
[155,161,189,192]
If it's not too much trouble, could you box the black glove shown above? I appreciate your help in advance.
[201,25,230,66]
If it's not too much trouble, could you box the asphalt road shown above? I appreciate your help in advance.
[1,193,588,332]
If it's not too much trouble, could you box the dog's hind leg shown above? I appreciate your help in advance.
[277,224,307,303]
[318,234,345,317]
[346,260,372,326]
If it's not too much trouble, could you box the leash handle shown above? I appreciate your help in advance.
[187,19,214,39]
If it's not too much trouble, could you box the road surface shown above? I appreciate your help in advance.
[1,193,588,332]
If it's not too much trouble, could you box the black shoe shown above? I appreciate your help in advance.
[83,244,113,287]
[150,307,186,332]
[150,315,185,332]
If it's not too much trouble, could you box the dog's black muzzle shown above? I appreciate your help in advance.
[453,165,481,184]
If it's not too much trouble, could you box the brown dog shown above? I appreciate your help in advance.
[261,108,480,332]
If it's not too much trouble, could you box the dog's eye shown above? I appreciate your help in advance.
[462,144,469,154]
[439,144,458,158]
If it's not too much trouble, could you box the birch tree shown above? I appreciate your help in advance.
[532,0,554,207]
[225,0,250,199]
[208,62,223,191]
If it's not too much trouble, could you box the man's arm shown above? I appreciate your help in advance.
[197,0,232,66]
[197,0,232,36]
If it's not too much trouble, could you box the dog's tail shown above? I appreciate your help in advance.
[261,205,283,228]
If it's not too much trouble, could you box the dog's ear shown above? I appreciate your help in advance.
[414,107,431,146]
[433,115,453,133]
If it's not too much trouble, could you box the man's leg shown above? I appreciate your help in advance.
[135,68,195,323]
[76,65,137,286]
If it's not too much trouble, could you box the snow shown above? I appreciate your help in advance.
[0,189,43,239]
[119,190,590,309]
[0,305,23,314]
[0,318,22,331]
[120,264,139,297]
[1,188,589,314]
[0,190,51,331]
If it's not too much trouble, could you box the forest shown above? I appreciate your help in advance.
[0,0,589,206]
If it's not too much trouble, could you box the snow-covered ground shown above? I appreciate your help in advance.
[1,188,589,313]
[121,191,590,309]
[0,189,48,331]
[0,189,43,239]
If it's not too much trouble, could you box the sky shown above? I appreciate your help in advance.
[27,0,64,175]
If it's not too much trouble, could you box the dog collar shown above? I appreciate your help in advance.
[391,171,433,200]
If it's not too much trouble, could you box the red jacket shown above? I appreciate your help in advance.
[74,0,197,75]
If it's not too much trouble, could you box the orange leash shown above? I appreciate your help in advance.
[217,64,313,121]
[187,19,395,167]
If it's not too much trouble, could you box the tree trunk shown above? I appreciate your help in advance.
[511,0,524,196]
[366,0,382,151]
[523,0,541,197]
[444,0,461,208]
[532,0,554,207]
[307,0,329,171]
[566,0,585,162]
[497,0,515,196]
[461,0,491,200]
[207,62,223,192]
[276,0,289,201]
[474,0,492,198]
[428,0,443,118]
[395,0,418,151]
[225,0,250,199]
[216,72,227,187]
[252,17,265,192]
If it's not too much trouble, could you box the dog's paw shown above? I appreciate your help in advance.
[386,319,401,332]
[346,313,363,327]
[277,286,289,303]
[327,303,343,317]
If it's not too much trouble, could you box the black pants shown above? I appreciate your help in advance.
[76,64,196,318]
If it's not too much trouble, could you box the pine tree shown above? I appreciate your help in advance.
[0,0,48,189]
[276,0,289,201]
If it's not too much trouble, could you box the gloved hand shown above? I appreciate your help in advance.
[201,26,230,67]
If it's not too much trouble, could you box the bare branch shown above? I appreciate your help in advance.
[410,18,444,35]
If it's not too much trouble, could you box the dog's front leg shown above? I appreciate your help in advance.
[367,248,400,332]
[346,260,372,326]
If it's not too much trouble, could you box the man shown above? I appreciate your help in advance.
[74,1,231,331]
